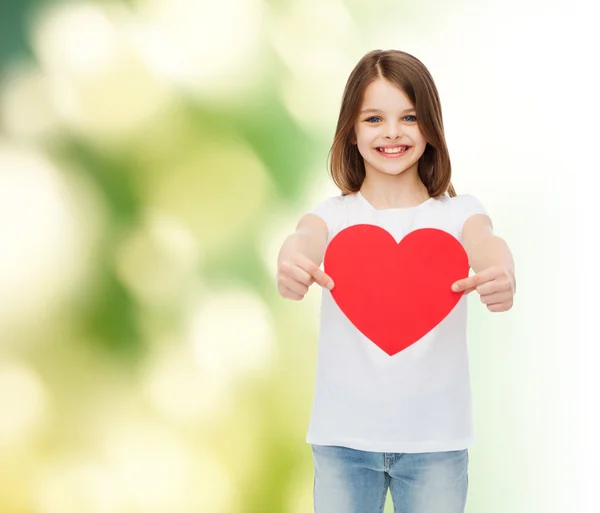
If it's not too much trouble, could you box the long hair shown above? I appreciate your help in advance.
[328,49,456,197]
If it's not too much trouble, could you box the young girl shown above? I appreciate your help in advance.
[276,49,516,513]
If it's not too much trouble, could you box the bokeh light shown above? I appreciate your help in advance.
[0,362,48,448]
[0,144,94,334]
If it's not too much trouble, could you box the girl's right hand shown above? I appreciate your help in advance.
[277,254,335,301]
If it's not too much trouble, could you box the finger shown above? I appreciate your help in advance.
[297,255,335,289]
[476,274,514,296]
[487,301,513,312]
[278,283,304,301]
[290,265,314,287]
[315,271,335,290]
[452,274,479,293]
[475,281,502,296]
[473,266,503,283]
[480,291,513,305]
[281,278,309,297]
[281,260,315,287]
[453,265,504,293]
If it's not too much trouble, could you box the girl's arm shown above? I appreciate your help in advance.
[278,214,329,269]
[451,214,516,312]
[277,214,334,300]
[461,214,516,286]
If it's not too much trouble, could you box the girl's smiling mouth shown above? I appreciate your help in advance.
[375,145,411,157]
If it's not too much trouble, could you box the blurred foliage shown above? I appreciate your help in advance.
[0,1,342,511]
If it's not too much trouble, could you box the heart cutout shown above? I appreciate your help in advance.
[324,225,469,356]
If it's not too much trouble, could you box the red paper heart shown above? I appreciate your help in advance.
[324,226,469,356]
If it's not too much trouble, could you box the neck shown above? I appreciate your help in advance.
[360,165,431,210]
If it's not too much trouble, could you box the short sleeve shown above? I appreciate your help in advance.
[307,195,345,242]
[455,194,490,239]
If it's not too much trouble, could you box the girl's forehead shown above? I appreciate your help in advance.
[361,80,412,104]
[363,79,408,100]
[359,83,414,112]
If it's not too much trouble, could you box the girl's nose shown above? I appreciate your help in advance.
[384,122,402,139]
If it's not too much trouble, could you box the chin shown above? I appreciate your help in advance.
[376,166,411,176]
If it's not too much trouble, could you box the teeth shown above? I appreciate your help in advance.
[379,146,407,154]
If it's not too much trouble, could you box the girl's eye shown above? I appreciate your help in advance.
[364,115,417,123]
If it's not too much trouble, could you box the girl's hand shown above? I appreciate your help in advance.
[451,265,516,312]
[277,254,335,301]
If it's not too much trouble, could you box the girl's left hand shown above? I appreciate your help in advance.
[451,265,516,312]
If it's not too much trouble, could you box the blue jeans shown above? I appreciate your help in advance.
[311,444,469,513]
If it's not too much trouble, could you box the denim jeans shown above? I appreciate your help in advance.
[311,444,469,513]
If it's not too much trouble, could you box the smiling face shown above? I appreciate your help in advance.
[352,78,428,179]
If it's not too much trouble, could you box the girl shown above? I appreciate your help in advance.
[276,49,515,513]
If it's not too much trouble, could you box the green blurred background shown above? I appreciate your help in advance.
[0,0,585,512]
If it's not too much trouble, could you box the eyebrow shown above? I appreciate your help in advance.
[359,108,416,114]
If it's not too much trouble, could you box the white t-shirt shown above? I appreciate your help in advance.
[306,191,488,453]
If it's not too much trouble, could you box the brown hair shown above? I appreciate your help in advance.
[327,49,456,198]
